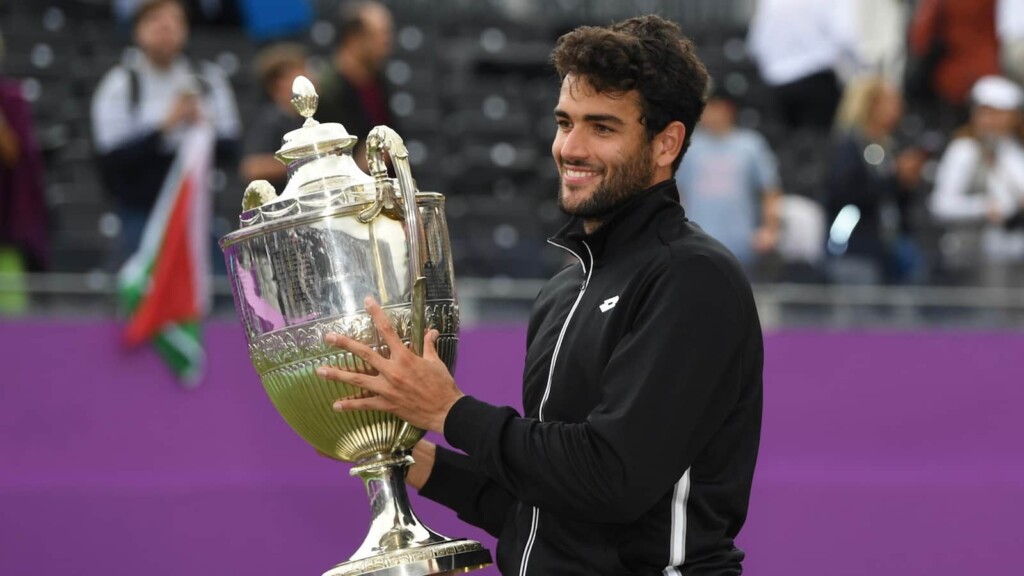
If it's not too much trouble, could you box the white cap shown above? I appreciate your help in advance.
[971,75,1024,110]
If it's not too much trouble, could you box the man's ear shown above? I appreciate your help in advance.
[654,121,686,169]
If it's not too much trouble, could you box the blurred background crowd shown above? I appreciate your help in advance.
[1,0,1023,327]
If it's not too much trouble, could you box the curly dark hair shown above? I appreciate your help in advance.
[551,15,709,170]
[132,0,188,28]
[337,1,388,47]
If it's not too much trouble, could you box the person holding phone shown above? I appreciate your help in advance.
[90,0,241,267]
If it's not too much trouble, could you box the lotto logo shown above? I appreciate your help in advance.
[599,296,619,313]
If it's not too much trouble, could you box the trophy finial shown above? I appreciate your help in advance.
[291,75,319,126]
[242,180,277,210]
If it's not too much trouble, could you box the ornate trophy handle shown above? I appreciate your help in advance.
[365,127,428,456]
[364,126,426,358]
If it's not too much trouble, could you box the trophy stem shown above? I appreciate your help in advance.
[349,453,440,556]
[324,453,492,576]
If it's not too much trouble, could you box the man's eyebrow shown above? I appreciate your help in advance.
[582,113,625,125]
[553,109,626,125]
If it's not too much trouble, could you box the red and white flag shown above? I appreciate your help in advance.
[118,125,214,386]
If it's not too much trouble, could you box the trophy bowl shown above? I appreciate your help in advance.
[219,76,491,576]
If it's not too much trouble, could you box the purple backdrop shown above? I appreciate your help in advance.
[1,320,1022,574]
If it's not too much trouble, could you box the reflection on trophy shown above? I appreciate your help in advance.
[220,76,492,575]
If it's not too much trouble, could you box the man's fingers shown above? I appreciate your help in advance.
[363,296,406,354]
[317,366,385,396]
[324,331,391,374]
[423,329,441,362]
[333,395,395,414]
[335,391,375,401]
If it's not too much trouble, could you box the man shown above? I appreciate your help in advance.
[318,16,764,575]
[239,42,309,191]
[1,30,49,313]
[316,0,396,170]
[909,0,999,128]
[676,87,782,276]
[91,0,240,267]
[747,0,858,129]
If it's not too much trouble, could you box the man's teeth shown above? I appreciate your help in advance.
[566,169,597,178]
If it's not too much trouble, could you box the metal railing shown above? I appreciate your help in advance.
[1,273,1023,329]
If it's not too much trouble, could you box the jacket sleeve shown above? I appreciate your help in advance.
[443,254,750,523]
[418,445,517,537]
[199,61,241,141]
[91,66,138,154]
[929,138,991,222]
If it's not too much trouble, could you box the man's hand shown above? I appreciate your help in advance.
[317,296,464,434]
[0,110,21,167]
[751,225,779,254]
[162,92,201,133]
[987,200,1006,225]
[407,440,437,490]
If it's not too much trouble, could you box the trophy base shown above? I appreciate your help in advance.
[321,539,492,576]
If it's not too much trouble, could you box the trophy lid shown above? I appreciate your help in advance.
[226,75,377,236]
[275,75,359,163]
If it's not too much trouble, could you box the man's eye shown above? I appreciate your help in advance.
[556,120,571,130]
[595,125,613,134]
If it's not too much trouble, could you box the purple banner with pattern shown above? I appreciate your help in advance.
[1,320,1021,575]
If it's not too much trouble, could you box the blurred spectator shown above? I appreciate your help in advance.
[316,0,396,171]
[91,0,240,269]
[115,0,243,27]
[998,0,1024,86]
[747,0,859,130]
[929,75,1024,287]
[825,77,927,285]
[908,0,999,129]
[0,31,49,314]
[239,43,309,192]
[676,87,782,277]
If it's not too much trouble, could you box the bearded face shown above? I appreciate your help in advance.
[552,75,657,225]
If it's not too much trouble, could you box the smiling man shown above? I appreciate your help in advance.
[319,15,764,575]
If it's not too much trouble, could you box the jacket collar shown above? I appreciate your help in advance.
[550,178,685,262]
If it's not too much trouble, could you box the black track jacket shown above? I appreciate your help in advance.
[420,179,763,575]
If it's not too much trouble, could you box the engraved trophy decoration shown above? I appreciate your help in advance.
[220,76,492,575]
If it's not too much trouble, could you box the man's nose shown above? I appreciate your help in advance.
[559,128,588,162]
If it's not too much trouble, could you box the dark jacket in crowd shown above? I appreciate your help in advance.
[824,131,915,267]
[0,77,49,271]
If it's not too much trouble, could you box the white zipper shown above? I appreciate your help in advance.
[519,239,594,576]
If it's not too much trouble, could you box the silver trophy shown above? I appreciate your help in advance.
[220,76,492,575]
